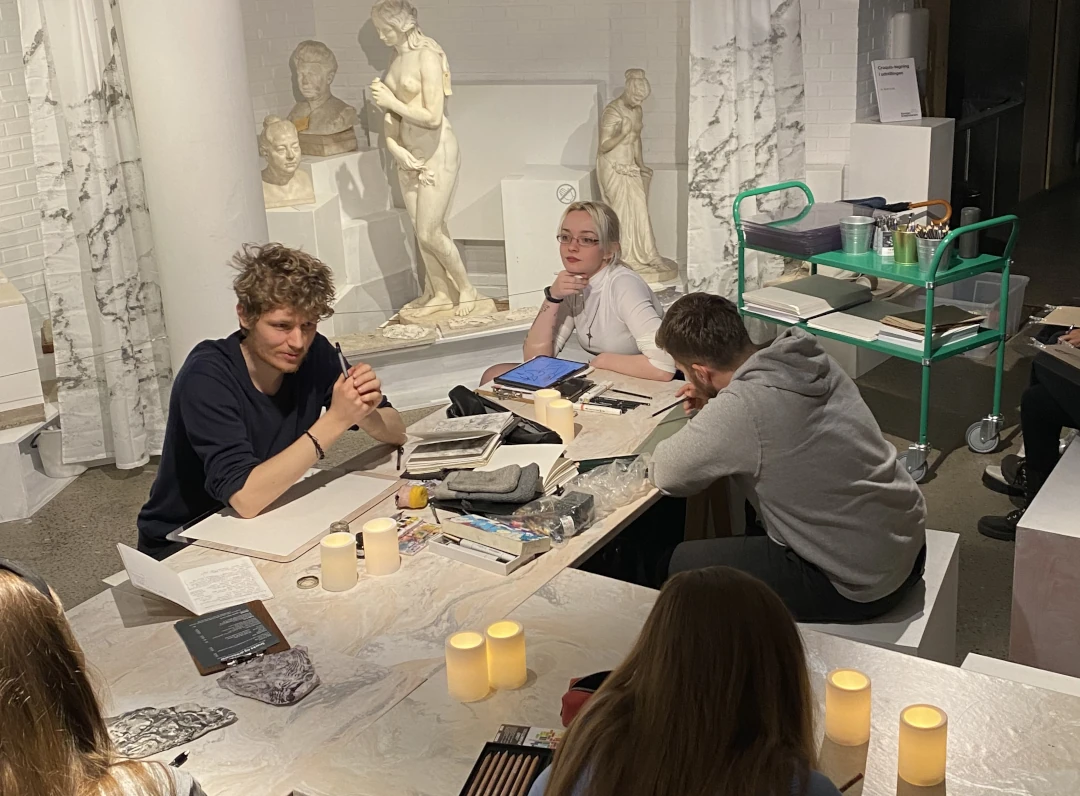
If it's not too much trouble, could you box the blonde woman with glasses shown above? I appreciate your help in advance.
[482,201,675,384]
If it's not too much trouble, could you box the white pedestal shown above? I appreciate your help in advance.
[502,166,597,310]
[266,195,347,284]
[846,118,955,204]
[0,405,77,522]
[340,210,418,287]
[301,148,394,222]
[806,164,845,202]
[0,280,44,429]
[1010,440,1080,677]
[321,272,421,337]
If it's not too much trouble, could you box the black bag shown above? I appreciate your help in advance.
[446,386,561,445]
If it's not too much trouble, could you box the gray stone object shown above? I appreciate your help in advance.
[218,646,321,706]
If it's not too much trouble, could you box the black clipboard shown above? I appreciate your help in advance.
[174,601,289,676]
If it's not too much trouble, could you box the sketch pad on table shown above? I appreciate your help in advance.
[179,469,401,562]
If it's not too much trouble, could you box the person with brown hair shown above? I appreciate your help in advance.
[528,567,841,796]
[647,293,926,623]
[137,243,406,559]
[0,559,206,796]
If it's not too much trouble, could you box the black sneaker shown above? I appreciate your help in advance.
[978,508,1024,541]
[982,455,1026,497]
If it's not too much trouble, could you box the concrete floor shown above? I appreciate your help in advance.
[2,181,1077,664]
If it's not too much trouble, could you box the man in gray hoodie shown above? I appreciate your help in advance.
[650,293,926,622]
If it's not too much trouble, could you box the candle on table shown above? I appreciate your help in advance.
[898,704,948,786]
[824,669,872,746]
[362,517,400,576]
[485,620,527,690]
[445,631,489,702]
[545,399,575,442]
[319,530,358,591]
[533,388,561,425]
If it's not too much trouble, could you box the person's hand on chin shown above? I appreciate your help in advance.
[550,270,588,300]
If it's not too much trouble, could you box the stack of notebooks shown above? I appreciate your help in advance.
[807,299,912,342]
[877,306,985,350]
[741,202,872,256]
[477,444,578,496]
[743,275,872,323]
[405,413,516,471]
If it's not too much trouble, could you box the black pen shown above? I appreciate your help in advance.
[650,397,685,418]
[335,342,350,379]
[431,505,440,524]
[169,751,188,768]
[609,388,651,400]
[396,446,403,469]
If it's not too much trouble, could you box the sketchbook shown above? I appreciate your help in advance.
[178,469,401,562]
[476,444,577,495]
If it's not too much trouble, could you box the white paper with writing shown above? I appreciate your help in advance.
[872,58,922,123]
[116,544,273,615]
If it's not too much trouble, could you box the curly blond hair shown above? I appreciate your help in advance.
[231,243,335,324]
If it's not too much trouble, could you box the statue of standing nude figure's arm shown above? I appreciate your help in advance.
[368,0,496,322]
[597,69,677,283]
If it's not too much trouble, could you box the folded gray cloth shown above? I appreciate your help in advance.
[218,646,320,706]
[106,703,237,758]
[445,464,521,494]
[434,463,541,503]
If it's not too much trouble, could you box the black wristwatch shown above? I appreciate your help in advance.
[544,286,564,304]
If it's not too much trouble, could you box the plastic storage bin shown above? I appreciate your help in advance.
[898,272,1029,358]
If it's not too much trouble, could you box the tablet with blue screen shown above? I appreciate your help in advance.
[493,356,589,391]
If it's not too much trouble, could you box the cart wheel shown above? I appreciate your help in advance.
[966,421,1000,454]
[898,453,928,484]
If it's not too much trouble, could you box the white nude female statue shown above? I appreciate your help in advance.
[369,0,494,320]
[598,69,676,283]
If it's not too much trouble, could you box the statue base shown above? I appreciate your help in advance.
[397,296,498,327]
[626,257,678,284]
[299,128,358,157]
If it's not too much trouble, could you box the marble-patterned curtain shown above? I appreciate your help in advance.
[687,0,806,299]
[18,0,170,468]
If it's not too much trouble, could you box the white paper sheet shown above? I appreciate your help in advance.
[178,470,399,559]
[116,544,273,615]
[872,58,922,123]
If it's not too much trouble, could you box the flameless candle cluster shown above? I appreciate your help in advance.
[445,620,527,701]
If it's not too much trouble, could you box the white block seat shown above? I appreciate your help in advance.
[803,529,959,663]
[962,653,1080,698]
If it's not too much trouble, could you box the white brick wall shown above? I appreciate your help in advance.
[0,0,46,356]
[857,0,913,120]
[241,0,317,129]
[311,0,690,165]
[802,0,912,168]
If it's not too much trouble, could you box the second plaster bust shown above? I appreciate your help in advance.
[287,40,358,140]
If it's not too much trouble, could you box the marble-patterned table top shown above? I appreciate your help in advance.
[66,372,676,793]
[288,569,1080,796]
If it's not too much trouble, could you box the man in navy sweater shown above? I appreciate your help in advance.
[137,243,407,559]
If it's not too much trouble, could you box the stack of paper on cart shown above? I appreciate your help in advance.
[743,275,872,323]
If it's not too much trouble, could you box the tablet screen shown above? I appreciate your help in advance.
[494,356,588,390]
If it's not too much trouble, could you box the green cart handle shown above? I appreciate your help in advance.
[733,181,816,246]
[925,214,1020,280]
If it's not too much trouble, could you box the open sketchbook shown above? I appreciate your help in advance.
[477,444,578,495]
[117,544,273,616]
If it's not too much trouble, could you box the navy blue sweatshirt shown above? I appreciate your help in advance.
[137,331,389,557]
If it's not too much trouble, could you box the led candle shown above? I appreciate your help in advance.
[824,669,872,746]
[319,531,358,591]
[362,517,400,576]
[546,399,575,442]
[533,388,561,426]
[898,704,948,786]
[485,620,527,690]
[445,631,489,702]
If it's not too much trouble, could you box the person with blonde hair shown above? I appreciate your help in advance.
[137,243,406,559]
[481,201,675,384]
[0,559,206,796]
[529,567,841,796]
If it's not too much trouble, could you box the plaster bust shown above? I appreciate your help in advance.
[287,40,359,156]
[259,116,315,209]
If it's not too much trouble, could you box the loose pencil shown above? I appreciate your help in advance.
[650,397,685,417]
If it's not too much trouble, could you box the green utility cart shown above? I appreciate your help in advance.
[733,180,1021,482]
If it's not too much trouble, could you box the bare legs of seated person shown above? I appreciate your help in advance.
[480,363,518,385]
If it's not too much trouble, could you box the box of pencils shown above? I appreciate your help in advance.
[458,742,552,796]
